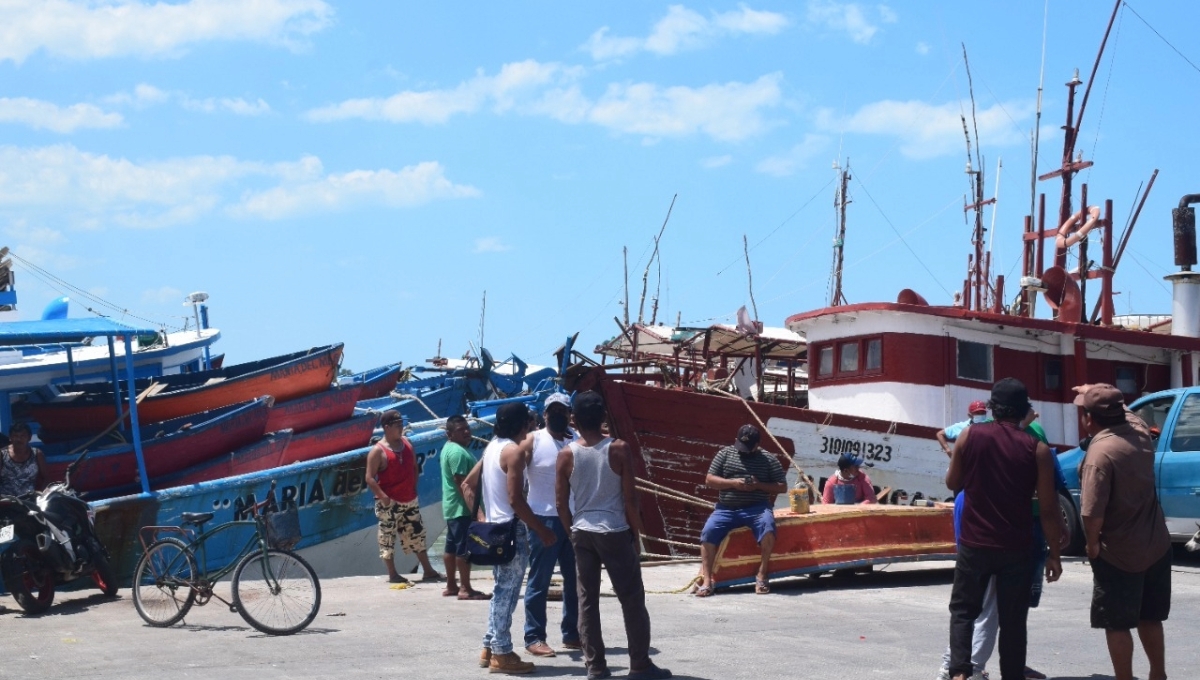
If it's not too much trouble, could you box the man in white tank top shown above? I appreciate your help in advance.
[520,392,580,658]
[555,391,671,680]
[473,402,558,675]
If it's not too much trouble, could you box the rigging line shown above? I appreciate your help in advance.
[976,78,1027,141]
[1086,6,1123,186]
[714,175,836,277]
[16,264,182,331]
[1121,248,1171,295]
[852,176,953,298]
[1122,1,1200,76]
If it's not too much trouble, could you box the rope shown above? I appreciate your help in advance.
[640,534,701,549]
[403,393,440,420]
[643,573,703,595]
[635,480,715,510]
[467,417,495,429]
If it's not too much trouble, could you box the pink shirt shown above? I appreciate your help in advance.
[822,471,877,504]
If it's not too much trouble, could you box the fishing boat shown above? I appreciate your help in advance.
[20,343,343,441]
[710,504,955,590]
[277,412,380,466]
[41,397,272,495]
[582,11,1196,559]
[356,377,470,422]
[265,384,362,434]
[339,363,401,400]
[148,430,294,489]
[91,415,495,581]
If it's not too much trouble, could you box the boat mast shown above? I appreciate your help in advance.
[829,160,851,307]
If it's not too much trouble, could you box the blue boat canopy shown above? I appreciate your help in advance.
[0,318,158,346]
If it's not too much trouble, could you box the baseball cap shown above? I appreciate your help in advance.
[1073,383,1125,418]
[734,424,761,453]
[990,377,1029,409]
[968,400,987,415]
[543,392,571,411]
[380,410,403,427]
[837,453,865,470]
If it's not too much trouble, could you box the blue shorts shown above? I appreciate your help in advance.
[444,516,473,556]
[700,503,776,546]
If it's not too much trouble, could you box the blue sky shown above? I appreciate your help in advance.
[3,1,1199,372]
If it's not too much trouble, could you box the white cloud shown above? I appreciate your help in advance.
[142,286,182,304]
[916,41,930,55]
[701,155,733,169]
[106,84,271,116]
[818,99,1033,159]
[472,237,511,254]
[584,4,789,60]
[0,0,333,63]
[755,133,831,176]
[0,97,123,133]
[182,96,271,116]
[0,144,479,228]
[806,0,894,44]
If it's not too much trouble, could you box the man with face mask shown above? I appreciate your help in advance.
[938,401,991,457]
[520,392,581,657]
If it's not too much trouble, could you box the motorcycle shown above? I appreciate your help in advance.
[0,459,118,614]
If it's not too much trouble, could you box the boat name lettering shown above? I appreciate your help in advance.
[231,479,331,520]
[332,468,367,496]
[819,435,892,463]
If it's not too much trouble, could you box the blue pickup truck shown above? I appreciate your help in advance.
[1059,387,1200,548]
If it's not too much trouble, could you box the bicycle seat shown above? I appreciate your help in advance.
[181,512,214,526]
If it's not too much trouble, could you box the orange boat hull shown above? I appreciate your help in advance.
[711,504,955,589]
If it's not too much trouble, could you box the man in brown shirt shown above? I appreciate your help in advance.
[1076,384,1171,680]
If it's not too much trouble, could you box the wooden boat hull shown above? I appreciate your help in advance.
[26,344,342,441]
[279,413,379,466]
[150,430,293,489]
[265,384,361,434]
[711,505,955,589]
[355,379,467,422]
[43,397,272,495]
[90,418,493,582]
[349,364,402,400]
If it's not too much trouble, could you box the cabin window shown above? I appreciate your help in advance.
[817,346,833,377]
[864,338,882,372]
[1114,365,1138,399]
[839,342,859,373]
[956,340,992,382]
[1134,395,1176,440]
[1043,358,1063,391]
[1169,393,1200,452]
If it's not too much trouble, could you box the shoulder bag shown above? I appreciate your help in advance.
[464,459,517,565]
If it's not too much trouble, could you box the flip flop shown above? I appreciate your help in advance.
[755,580,770,594]
[420,571,445,582]
[458,590,492,601]
[694,585,714,598]
[388,575,411,584]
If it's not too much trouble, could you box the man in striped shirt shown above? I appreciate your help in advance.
[695,424,787,597]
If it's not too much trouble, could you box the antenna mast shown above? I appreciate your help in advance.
[829,159,851,307]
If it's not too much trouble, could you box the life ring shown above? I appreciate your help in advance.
[1055,205,1101,250]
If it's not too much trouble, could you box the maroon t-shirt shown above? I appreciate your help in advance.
[959,421,1038,551]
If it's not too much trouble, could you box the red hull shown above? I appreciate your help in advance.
[156,430,293,488]
[265,385,361,434]
[279,413,379,465]
[356,365,401,400]
[712,505,954,589]
[29,345,342,440]
[44,398,272,494]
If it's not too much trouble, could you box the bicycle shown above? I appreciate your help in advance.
[131,481,321,635]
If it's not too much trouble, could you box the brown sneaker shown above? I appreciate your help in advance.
[525,641,556,657]
[479,648,492,668]
[488,652,535,675]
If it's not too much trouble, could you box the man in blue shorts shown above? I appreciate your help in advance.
[439,415,489,600]
[695,424,787,597]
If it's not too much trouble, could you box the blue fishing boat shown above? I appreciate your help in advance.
[356,377,470,422]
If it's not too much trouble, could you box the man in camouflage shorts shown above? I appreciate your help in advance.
[365,411,441,583]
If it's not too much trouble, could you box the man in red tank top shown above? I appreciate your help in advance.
[365,410,441,584]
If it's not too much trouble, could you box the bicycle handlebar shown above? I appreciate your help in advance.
[248,480,278,518]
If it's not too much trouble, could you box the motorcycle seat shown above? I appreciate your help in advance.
[181,512,214,526]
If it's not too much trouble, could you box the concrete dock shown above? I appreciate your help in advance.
[3,550,1198,680]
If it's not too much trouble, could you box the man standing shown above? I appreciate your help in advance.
[440,415,489,600]
[477,402,557,675]
[945,378,1062,680]
[695,424,787,597]
[556,390,670,680]
[1076,383,1171,680]
[522,393,581,658]
[364,410,442,584]
[938,401,990,457]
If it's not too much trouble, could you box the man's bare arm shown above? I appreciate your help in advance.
[363,445,391,504]
[555,446,574,530]
[945,428,970,492]
[1034,441,1062,582]
[612,440,643,536]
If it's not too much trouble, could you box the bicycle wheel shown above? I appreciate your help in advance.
[232,549,320,635]
[132,538,197,627]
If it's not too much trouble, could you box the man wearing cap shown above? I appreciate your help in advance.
[520,392,581,658]
[938,401,992,457]
[1075,383,1171,680]
[945,378,1062,680]
[821,453,877,504]
[555,390,670,680]
[474,402,558,675]
[695,424,787,597]
[364,410,442,585]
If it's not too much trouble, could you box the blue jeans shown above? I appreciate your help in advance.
[524,515,579,646]
[482,523,530,655]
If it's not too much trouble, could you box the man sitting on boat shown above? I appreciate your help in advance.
[937,401,991,457]
[695,424,787,597]
[821,453,878,505]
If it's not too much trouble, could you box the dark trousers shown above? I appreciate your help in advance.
[949,544,1034,680]
[572,529,651,673]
